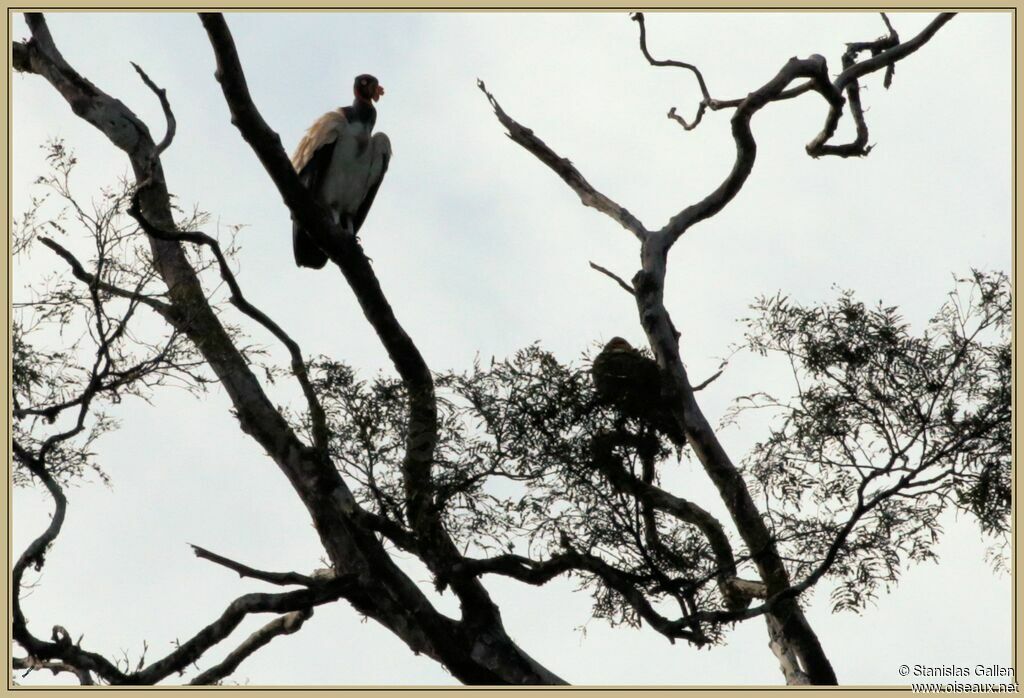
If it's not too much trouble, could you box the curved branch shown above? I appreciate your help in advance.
[659,54,839,247]
[666,104,708,131]
[454,552,708,645]
[593,451,747,609]
[130,61,176,155]
[188,610,312,685]
[805,54,871,159]
[640,12,954,243]
[631,13,712,131]
[130,578,357,685]
[11,444,129,684]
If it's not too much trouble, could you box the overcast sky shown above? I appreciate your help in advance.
[11,11,1012,686]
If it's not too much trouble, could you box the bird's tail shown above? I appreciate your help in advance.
[292,222,329,269]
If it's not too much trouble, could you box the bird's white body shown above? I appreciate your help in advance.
[290,103,391,268]
[322,127,390,226]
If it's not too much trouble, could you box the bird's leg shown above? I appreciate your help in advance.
[340,214,372,262]
[338,214,360,241]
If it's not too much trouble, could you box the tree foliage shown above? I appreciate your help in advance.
[736,272,1011,610]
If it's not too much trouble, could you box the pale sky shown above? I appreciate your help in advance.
[11,11,1013,686]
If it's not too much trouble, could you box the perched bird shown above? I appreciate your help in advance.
[590,337,686,447]
[291,74,392,269]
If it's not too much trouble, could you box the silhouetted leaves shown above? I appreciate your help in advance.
[739,271,1011,610]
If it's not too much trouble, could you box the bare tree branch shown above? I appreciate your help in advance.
[13,656,95,685]
[130,61,176,155]
[835,13,953,91]
[588,261,635,296]
[631,13,713,130]
[692,369,723,392]
[477,79,649,241]
[38,236,172,316]
[190,544,318,587]
[197,15,535,646]
[454,552,708,645]
[846,13,900,89]
[188,610,313,685]
[130,578,357,685]
[658,54,841,247]
[12,445,129,685]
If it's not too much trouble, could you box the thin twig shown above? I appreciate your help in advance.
[126,190,330,455]
[631,13,714,131]
[692,369,723,392]
[38,236,172,316]
[588,261,635,296]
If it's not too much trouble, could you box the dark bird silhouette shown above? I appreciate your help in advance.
[590,337,686,447]
[291,74,391,269]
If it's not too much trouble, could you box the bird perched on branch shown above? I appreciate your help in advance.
[291,74,391,269]
[590,337,686,447]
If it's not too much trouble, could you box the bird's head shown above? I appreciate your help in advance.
[603,337,634,353]
[353,74,385,103]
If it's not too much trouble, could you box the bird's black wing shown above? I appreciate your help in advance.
[351,133,391,235]
[292,142,334,269]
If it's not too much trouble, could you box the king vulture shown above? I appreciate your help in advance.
[591,337,686,448]
[291,74,391,269]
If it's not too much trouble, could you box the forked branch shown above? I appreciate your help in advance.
[188,610,313,685]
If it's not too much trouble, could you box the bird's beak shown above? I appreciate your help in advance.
[373,84,385,102]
